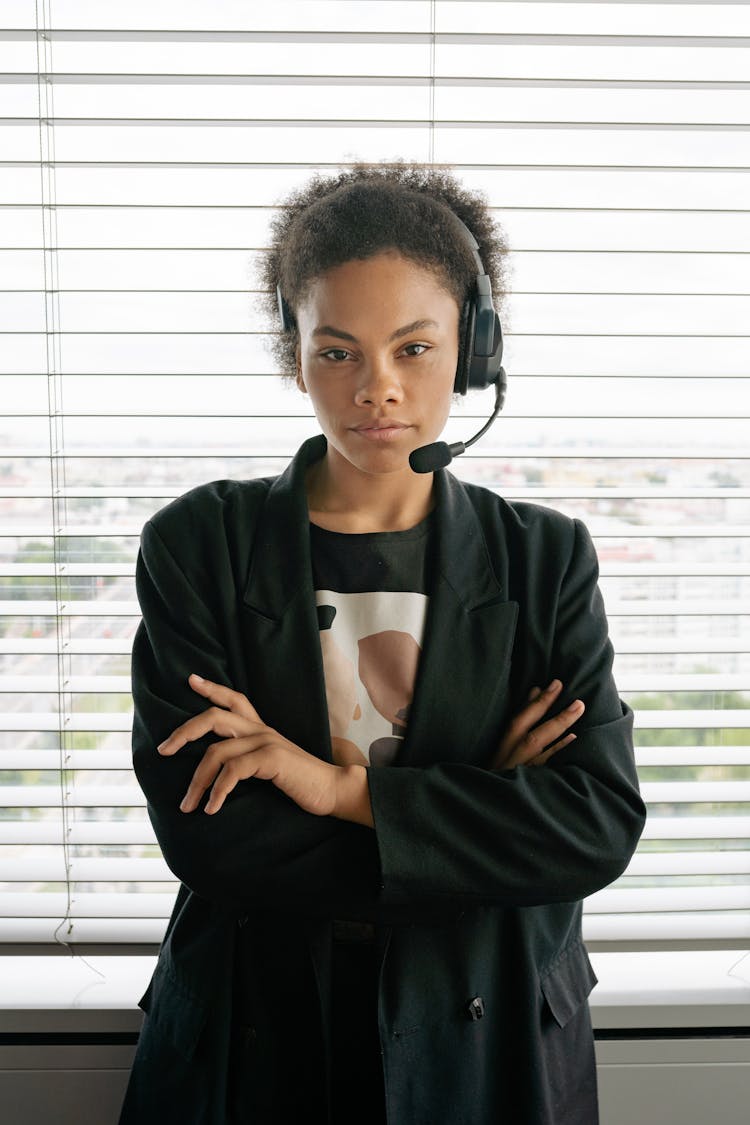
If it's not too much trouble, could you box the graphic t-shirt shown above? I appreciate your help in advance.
[310,511,435,768]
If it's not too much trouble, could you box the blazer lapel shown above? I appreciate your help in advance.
[240,434,333,763]
[397,467,519,768]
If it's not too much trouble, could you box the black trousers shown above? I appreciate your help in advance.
[330,935,387,1125]
[230,921,387,1124]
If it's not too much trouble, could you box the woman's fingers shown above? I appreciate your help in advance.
[499,680,563,751]
[492,680,584,770]
[521,699,584,756]
[178,742,228,810]
[526,732,577,767]
[515,679,563,730]
[157,704,258,756]
[156,676,262,755]
[205,758,255,815]
[179,734,261,812]
[187,674,261,721]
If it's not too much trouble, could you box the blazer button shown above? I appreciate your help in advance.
[467,996,485,1021]
[241,1025,257,1050]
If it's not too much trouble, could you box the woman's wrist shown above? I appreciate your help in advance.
[332,763,375,829]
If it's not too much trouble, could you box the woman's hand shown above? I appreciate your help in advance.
[490,679,584,770]
[157,674,342,818]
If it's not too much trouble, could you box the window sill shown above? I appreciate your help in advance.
[0,950,747,1036]
[589,950,750,1031]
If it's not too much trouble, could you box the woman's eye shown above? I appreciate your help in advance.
[321,348,351,362]
[403,343,429,357]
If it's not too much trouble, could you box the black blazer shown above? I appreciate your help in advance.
[120,434,646,1125]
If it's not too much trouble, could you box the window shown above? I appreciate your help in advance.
[1,0,748,947]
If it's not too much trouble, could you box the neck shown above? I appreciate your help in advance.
[305,453,435,534]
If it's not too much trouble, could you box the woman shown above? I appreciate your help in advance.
[120,164,646,1125]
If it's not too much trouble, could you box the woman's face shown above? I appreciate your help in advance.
[295,251,460,483]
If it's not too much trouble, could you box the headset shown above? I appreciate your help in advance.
[450,214,506,398]
[276,209,507,472]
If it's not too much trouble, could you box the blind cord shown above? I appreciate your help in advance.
[35,0,76,961]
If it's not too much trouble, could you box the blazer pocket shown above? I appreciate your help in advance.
[139,957,210,1061]
[539,940,598,1029]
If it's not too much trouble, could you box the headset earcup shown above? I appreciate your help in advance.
[454,298,474,396]
[466,310,504,391]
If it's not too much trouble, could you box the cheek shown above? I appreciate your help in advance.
[436,393,456,428]
[298,378,343,421]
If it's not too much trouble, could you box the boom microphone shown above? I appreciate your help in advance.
[409,370,507,474]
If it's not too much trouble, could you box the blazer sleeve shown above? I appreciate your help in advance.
[132,516,382,917]
[366,517,647,909]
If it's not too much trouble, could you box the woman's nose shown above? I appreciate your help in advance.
[354,355,404,404]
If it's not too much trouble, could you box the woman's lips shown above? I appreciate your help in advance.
[353,424,410,441]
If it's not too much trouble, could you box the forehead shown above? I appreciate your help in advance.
[299,251,459,315]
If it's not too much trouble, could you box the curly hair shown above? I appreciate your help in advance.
[259,161,510,383]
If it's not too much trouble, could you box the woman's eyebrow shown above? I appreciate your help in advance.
[312,319,439,344]
[388,318,439,342]
[312,325,357,342]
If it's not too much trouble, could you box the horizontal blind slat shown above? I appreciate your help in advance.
[1,713,748,735]
[586,885,749,914]
[5,851,750,885]
[0,892,176,918]
[634,714,750,732]
[5,675,750,693]
[2,747,749,772]
[0,639,133,655]
[0,857,174,882]
[583,912,750,943]
[0,786,144,806]
[4,560,750,579]
[625,852,750,877]
[6,85,750,126]
[0,675,131,691]
[0,750,133,769]
[639,780,750,801]
[635,748,750,767]
[640,817,750,841]
[2,167,746,209]
[15,0,750,36]
[0,821,155,845]
[0,917,169,943]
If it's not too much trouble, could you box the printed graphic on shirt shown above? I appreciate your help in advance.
[315,589,428,767]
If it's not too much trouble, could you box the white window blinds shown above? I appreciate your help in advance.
[1,0,748,947]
